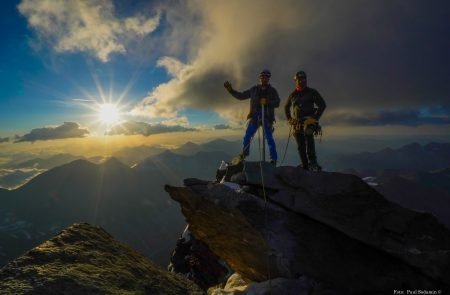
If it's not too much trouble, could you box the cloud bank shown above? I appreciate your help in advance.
[324,105,450,126]
[105,120,197,136]
[18,0,160,62]
[213,124,231,130]
[131,0,450,126]
[15,122,90,143]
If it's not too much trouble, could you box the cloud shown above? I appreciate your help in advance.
[15,122,90,143]
[213,124,231,130]
[324,105,450,126]
[131,0,450,126]
[105,120,197,136]
[161,116,190,127]
[0,137,9,144]
[0,168,45,189]
[18,0,160,62]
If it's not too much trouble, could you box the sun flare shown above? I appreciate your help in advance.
[98,103,121,124]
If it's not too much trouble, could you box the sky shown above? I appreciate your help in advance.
[0,0,450,152]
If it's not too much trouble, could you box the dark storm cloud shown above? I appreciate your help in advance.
[0,137,9,144]
[325,105,450,126]
[105,120,197,136]
[213,124,231,130]
[14,122,90,143]
[133,0,450,125]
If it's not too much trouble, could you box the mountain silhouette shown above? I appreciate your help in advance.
[136,150,231,182]
[0,147,235,268]
[112,144,166,166]
[368,174,450,227]
[0,158,186,268]
[174,141,202,155]
[330,142,450,174]
[173,139,239,156]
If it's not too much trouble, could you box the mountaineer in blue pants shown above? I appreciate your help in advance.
[224,69,280,165]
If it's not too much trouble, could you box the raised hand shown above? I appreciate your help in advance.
[224,81,233,92]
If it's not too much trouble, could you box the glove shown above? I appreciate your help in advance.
[304,117,318,127]
[224,81,233,92]
[259,97,268,105]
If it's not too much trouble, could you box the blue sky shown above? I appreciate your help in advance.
[1,0,449,144]
[0,0,227,138]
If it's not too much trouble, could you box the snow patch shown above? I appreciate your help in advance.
[362,176,379,186]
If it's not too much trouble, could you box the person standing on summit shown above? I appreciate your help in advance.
[285,71,326,171]
[224,69,280,165]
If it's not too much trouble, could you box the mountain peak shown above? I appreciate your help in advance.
[180,141,199,147]
[166,163,450,293]
[0,223,202,294]
[399,142,422,152]
[100,156,128,169]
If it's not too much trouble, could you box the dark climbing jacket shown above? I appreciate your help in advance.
[285,87,326,121]
[229,85,280,123]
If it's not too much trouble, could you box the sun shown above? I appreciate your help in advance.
[98,103,121,124]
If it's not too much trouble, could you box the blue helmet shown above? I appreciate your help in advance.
[258,69,271,78]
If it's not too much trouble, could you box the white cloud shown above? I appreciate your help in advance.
[161,116,190,127]
[157,56,187,78]
[18,0,160,62]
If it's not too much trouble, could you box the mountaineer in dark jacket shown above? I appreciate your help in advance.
[224,69,280,165]
[285,71,326,171]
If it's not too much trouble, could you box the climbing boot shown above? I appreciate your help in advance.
[239,152,248,161]
[308,161,322,172]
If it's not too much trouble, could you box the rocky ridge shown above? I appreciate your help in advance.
[165,162,450,294]
[0,223,203,294]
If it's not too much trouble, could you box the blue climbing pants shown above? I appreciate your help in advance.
[242,119,277,161]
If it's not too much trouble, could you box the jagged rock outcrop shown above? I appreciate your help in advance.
[169,225,231,290]
[165,163,450,294]
[0,223,203,295]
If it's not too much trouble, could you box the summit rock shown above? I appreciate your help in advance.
[0,223,203,294]
[165,163,450,294]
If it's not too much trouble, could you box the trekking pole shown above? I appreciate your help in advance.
[261,100,266,162]
[280,124,293,166]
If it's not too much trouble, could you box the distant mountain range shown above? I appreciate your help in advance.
[0,139,237,189]
[1,139,450,268]
[4,153,84,170]
[329,142,450,227]
[0,148,232,268]
[368,173,450,227]
[330,142,450,174]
